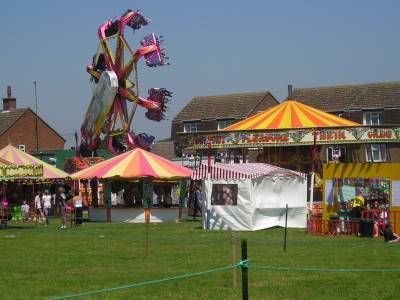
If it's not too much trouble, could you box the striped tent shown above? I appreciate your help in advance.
[0,145,69,179]
[223,99,360,131]
[0,157,13,165]
[192,163,305,180]
[70,148,192,180]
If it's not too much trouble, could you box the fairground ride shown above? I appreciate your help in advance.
[80,9,171,156]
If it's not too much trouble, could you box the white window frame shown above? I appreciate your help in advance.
[18,144,26,152]
[217,119,235,130]
[365,144,387,162]
[183,122,198,133]
[363,111,383,125]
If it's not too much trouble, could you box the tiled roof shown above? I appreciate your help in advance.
[0,108,65,141]
[173,91,278,122]
[293,81,400,112]
[151,141,176,160]
[0,108,27,135]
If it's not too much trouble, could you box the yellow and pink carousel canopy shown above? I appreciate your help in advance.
[71,148,192,180]
[0,145,68,179]
[224,99,360,131]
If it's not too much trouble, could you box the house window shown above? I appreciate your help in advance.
[217,119,235,130]
[18,144,26,152]
[365,144,387,162]
[326,146,346,163]
[183,123,198,133]
[363,111,383,125]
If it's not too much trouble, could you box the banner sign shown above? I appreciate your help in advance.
[177,126,400,150]
[64,157,105,173]
[0,164,44,180]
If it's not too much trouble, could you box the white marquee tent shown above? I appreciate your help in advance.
[192,163,307,231]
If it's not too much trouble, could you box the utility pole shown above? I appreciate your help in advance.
[33,81,39,152]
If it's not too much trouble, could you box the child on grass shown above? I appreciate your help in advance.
[21,201,30,222]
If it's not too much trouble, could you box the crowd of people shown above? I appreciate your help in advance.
[2,186,85,229]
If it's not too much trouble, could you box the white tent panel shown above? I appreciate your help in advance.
[204,179,253,231]
[202,174,307,231]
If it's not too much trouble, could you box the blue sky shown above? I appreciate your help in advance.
[1,0,399,147]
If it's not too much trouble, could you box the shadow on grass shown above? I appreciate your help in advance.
[0,224,36,230]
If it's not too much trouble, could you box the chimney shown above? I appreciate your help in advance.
[3,85,17,111]
[287,85,293,100]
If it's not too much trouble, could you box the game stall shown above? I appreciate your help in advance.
[317,163,400,236]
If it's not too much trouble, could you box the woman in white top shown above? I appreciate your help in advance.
[42,190,52,225]
[73,190,83,225]
[34,192,43,223]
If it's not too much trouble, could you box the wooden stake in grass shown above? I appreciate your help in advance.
[284,204,288,252]
[241,239,248,300]
[231,230,237,288]
[145,208,150,258]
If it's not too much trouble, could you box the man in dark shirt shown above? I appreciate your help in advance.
[193,184,203,219]
[383,224,400,243]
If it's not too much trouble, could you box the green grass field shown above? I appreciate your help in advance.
[1,219,399,300]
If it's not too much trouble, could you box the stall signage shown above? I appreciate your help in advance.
[64,157,105,173]
[0,164,44,179]
[177,126,400,149]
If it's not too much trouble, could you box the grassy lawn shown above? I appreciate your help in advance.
[1,219,399,300]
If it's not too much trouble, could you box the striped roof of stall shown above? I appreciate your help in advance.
[223,99,360,130]
[0,144,69,179]
[70,148,192,180]
[191,163,306,180]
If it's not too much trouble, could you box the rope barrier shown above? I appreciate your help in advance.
[238,259,249,268]
[251,265,400,273]
[49,258,400,300]
[49,263,242,300]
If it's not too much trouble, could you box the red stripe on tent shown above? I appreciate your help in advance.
[191,163,306,180]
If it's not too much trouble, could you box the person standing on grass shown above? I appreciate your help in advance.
[34,191,43,224]
[73,190,83,225]
[21,200,30,222]
[1,194,9,223]
[56,187,67,229]
[193,183,203,219]
[1,197,8,210]
[42,190,52,225]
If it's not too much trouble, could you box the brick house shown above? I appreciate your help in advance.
[152,140,176,160]
[293,81,400,166]
[0,86,65,153]
[171,91,279,165]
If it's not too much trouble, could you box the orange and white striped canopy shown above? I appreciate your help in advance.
[224,100,360,131]
[70,148,192,180]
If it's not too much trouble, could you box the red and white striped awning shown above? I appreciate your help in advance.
[191,163,306,180]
